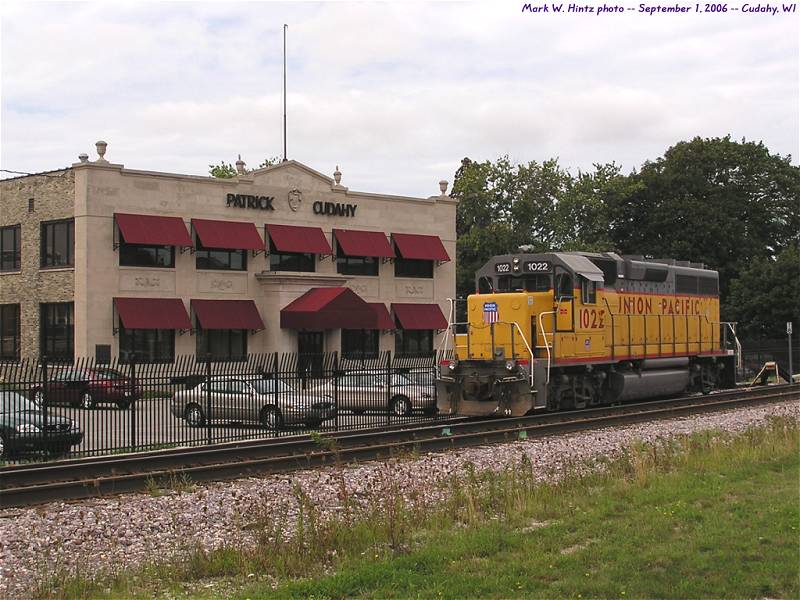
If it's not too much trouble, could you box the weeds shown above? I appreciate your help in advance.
[31,417,799,599]
[144,471,195,497]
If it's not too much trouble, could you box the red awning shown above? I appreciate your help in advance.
[266,224,332,255]
[115,213,192,247]
[192,299,264,330]
[334,229,394,258]
[392,303,448,330]
[281,287,377,329]
[114,297,192,330]
[192,219,264,251]
[368,303,394,330]
[392,233,450,262]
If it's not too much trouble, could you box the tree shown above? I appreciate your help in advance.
[209,160,237,179]
[209,156,281,178]
[609,136,800,317]
[451,156,573,297]
[727,244,800,339]
[552,162,641,252]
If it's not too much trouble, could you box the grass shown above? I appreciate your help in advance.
[31,417,799,599]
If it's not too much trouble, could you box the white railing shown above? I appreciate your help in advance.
[537,310,555,384]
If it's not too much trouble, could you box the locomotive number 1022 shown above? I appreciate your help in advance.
[578,308,605,329]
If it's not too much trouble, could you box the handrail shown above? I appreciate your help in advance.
[436,298,456,367]
[510,321,535,388]
[538,310,555,384]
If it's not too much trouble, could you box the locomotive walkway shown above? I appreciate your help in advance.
[1,385,797,508]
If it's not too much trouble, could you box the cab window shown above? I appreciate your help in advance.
[581,277,597,304]
[555,272,573,298]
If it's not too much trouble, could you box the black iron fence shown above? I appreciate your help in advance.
[739,338,799,382]
[0,352,443,463]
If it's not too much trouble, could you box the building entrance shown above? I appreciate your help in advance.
[298,331,325,380]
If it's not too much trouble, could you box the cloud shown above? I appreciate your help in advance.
[1,1,797,196]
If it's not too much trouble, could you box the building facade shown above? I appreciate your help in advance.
[0,142,457,363]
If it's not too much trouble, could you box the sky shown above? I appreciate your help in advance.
[1,1,798,197]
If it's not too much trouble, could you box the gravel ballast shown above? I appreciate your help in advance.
[1,400,797,597]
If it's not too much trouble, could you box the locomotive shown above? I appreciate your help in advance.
[436,251,741,416]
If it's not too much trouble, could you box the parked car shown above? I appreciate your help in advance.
[31,367,139,409]
[0,391,84,459]
[170,377,336,429]
[308,371,436,416]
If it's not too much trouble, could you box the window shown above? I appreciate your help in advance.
[1,225,21,272]
[395,330,433,356]
[496,274,550,292]
[269,241,315,272]
[40,219,74,268]
[0,304,20,361]
[119,326,174,363]
[342,329,379,359]
[225,380,251,394]
[196,328,247,361]
[40,302,73,361]
[196,239,246,271]
[581,278,597,304]
[336,242,379,276]
[394,258,433,279]
[555,272,573,298]
[120,243,175,268]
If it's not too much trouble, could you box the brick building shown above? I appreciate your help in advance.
[0,142,457,363]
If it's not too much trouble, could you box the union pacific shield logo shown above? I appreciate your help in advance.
[483,302,499,324]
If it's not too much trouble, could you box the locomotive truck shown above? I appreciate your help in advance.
[436,251,741,416]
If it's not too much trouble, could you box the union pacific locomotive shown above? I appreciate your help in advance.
[436,252,741,416]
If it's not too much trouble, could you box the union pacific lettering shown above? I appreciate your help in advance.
[660,297,703,316]
[617,295,705,316]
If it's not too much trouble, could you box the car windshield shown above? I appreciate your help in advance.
[0,392,39,414]
[251,379,293,394]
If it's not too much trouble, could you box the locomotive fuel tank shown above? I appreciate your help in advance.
[606,368,690,403]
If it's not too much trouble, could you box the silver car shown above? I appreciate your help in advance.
[170,377,335,429]
[308,371,436,416]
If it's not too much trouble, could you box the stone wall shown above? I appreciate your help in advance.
[0,170,75,360]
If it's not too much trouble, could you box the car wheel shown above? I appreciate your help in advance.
[32,390,45,406]
[390,396,412,416]
[116,400,131,410]
[260,406,284,430]
[80,391,95,409]
[184,404,205,427]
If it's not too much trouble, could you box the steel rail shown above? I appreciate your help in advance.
[1,386,797,508]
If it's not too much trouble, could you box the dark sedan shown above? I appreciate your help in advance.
[31,367,139,409]
[0,391,84,459]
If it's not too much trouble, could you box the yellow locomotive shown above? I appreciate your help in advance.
[436,252,741,416]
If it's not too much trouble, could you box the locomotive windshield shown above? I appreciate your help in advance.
[495,273,551,292]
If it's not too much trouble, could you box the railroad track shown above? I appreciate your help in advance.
[1,385,797,508]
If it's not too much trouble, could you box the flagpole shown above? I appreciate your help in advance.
[283,24,288,162]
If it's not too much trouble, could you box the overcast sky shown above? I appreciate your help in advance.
[1,1,797,197]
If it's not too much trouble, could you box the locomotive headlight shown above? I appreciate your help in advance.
[505,360,516,371]
[448,362,457,371]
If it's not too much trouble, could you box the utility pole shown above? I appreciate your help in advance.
[788,321,794,384]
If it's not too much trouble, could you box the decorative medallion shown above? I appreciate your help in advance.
[287,188,302,212]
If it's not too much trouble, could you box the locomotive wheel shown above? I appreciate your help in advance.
[700,364,717,395]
